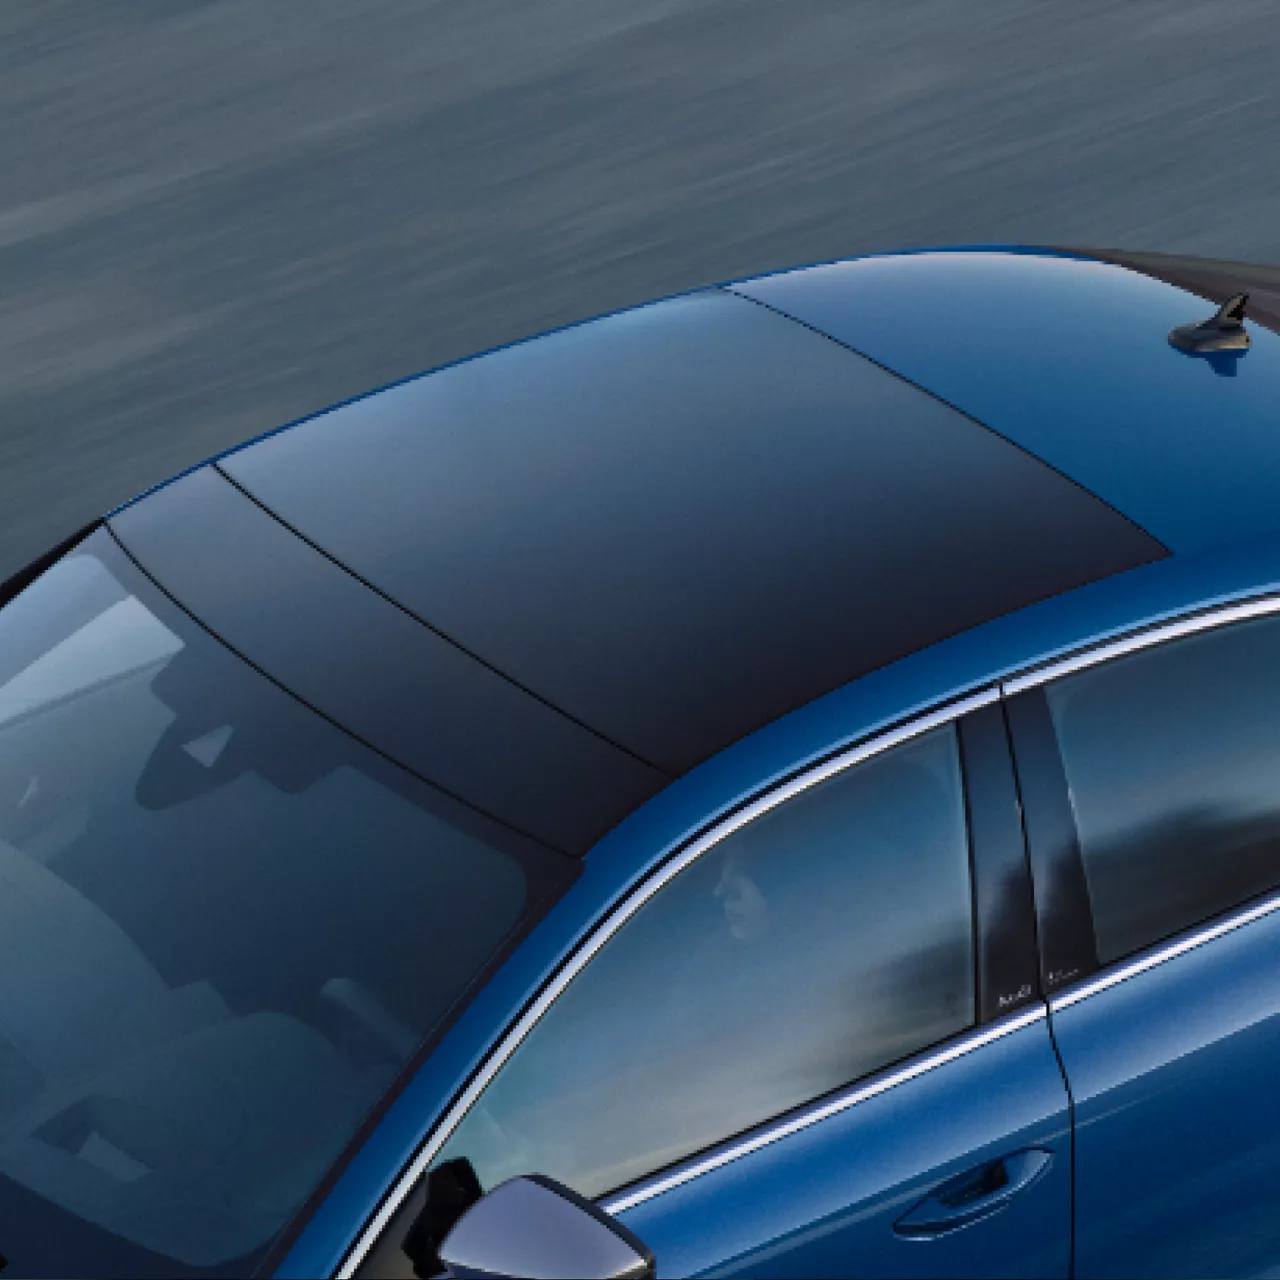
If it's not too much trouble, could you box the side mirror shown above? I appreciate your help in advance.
[438,1174,655,1280]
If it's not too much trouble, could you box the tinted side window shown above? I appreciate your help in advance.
[1044,612,1280,966]
[436,726,974,1199]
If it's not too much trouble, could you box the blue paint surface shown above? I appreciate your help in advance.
[1052,908,1280,1277]
[618,1017,1070,1278]
[732,250,1280,553]
[279,528,1280,1276]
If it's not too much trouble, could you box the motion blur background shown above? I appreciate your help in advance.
[3,0,1279,580]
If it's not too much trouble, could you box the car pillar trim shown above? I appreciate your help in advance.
[993,588,1280,1013]
[336,684,1000,1277]
[1049,887,1280,1013]
[1002,590,1280,696]
[600,1003,1047,1217]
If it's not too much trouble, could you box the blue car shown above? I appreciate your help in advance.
[4,245,1280,1279]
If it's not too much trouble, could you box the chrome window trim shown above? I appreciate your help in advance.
[336,684,998,1277]
[600,1004,1046,1216]
[1050,886,1280,1012]
[1002,590,1280,696]
[997,587,1280,1010]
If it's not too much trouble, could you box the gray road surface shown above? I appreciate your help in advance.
[4,0,1280,579]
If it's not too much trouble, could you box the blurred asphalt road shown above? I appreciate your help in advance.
[4,0,1280,579]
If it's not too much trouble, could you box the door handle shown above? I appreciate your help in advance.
[893,1148,1052,1238]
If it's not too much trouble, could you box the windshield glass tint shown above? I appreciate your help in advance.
[0,531,573,1278]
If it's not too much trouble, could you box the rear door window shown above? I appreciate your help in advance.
[1043,609,1280,965]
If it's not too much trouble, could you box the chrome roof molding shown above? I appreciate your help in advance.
[1003,591,1280,696]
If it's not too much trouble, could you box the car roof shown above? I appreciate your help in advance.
[733,248,1280,553]
[216,281,1159,775]
[113,247,1280,853]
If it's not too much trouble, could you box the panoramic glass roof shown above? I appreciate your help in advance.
[214,288,1163,782]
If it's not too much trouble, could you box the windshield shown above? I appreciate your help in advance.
[0,530,575,1277]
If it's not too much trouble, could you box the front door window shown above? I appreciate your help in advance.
[436,724,975,1200]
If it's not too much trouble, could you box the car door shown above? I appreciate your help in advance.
[1005,597,1280,1279]
[355,700,1071,1278]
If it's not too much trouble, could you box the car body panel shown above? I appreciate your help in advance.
[1049,904,1280,1278]
[731,250,1280,554]
[218,286,1162,774]
[278,526,1280,1278]
[20,246,1280,1276]
[611,1014,1069,1279]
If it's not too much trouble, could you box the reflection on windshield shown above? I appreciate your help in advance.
[0,533,569,1278]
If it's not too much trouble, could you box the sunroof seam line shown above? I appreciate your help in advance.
[213,462,671,777]
[721,285,1171,558]
[104,523,583,856]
